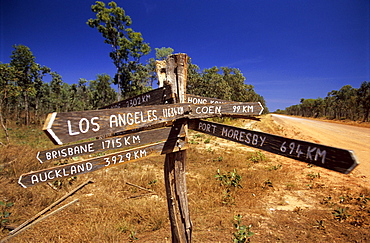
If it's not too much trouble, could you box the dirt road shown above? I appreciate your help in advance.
[271,114,370,180]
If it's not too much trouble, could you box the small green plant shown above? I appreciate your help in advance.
[213,156,223,162]
[215,169,242,204]
[193,134,203,139]
[332,207,351,222]
[129,230,138,241]
[356,194,370,208]
[313,220,325,230]
[0,200,14,229]
[148,179,157,186]
[262,179,273,189]
[268,164,282,171]
[307,172,320,179]
[249,151,265,163]
[204,138,211,144]
[215,169,242,189]
[306,172,321,189]
[189,139,199,144]
[232,214,254,243]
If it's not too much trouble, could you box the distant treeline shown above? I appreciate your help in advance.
[0,45,267,127]
[276,82,370,122]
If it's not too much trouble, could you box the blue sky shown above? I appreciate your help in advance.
[1,0,369,112]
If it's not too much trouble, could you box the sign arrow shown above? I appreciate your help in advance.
[20,140,186,188]
[37,126,185,163]
[189,119,359,174]
[43,102,263,145]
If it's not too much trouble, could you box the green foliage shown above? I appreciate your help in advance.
[0,200,14,229]
[187,65,269,113]
[215,169,242,188]
[232,214,254,243]
[87,1,151,99]
[332,207,351,222]
[268,164,282,171]
[1,45,118,130]
[262,179,273,189]
[249,151,266,163]
[215,169,242,204]
[129,230,138,241]
[283,81,370,122]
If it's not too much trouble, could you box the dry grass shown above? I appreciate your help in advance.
[1,117,370,242]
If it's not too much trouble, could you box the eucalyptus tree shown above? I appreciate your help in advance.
[70,79,91,111]
[89,74,117,109]
[187,65,268,113]
[0,63,21,143]
[9,45,50,125]
[358,81,370,122]
[87,1,151,99]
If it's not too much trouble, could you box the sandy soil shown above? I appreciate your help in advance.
[271,114,370,182]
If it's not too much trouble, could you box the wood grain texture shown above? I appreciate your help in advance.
[19,140,186,188]
[189,119,358,174]
[43,102,262,145]
[37,126,185,163]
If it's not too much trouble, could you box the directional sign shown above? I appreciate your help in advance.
[37,126,185,163]
[19,140,186,188]
[101,85,172,109]
[43,102,263,145]
[189,119,359,174]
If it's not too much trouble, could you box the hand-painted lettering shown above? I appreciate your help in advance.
[110,110,158,128]
[68,117,100,136]
[104,149,147,166]
[195,106,221,115]
[163,107,184,118]
[220,127,266,146]
[30,162,93,185]
[126,94,151,107]
[280,142,327,164]
[198,122,217,133]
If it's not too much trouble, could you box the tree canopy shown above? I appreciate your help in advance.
[187,64,268,113]
[280,82,370,122]
[87,1,151,99]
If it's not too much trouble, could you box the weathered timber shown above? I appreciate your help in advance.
[43,102,263,145]
[19,140,186,188]
[37,126,185,163]
[163,54,192,243]
[100,85,172,109]
[189,119,359,174]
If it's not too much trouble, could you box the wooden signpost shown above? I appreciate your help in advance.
[188,119,358,174]
[43,102,263,145]
[17,53,359,243]
[19,139,186,188]
[37,126,185,163]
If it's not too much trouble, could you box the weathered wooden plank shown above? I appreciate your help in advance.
[100,85,172,109]
[37,126,185,163]
[19,140,186,188]
[163,53,192,243]
[43,102,263,145]
[189,119,359,174]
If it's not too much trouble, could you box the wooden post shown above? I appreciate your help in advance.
[159,54,192,243]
